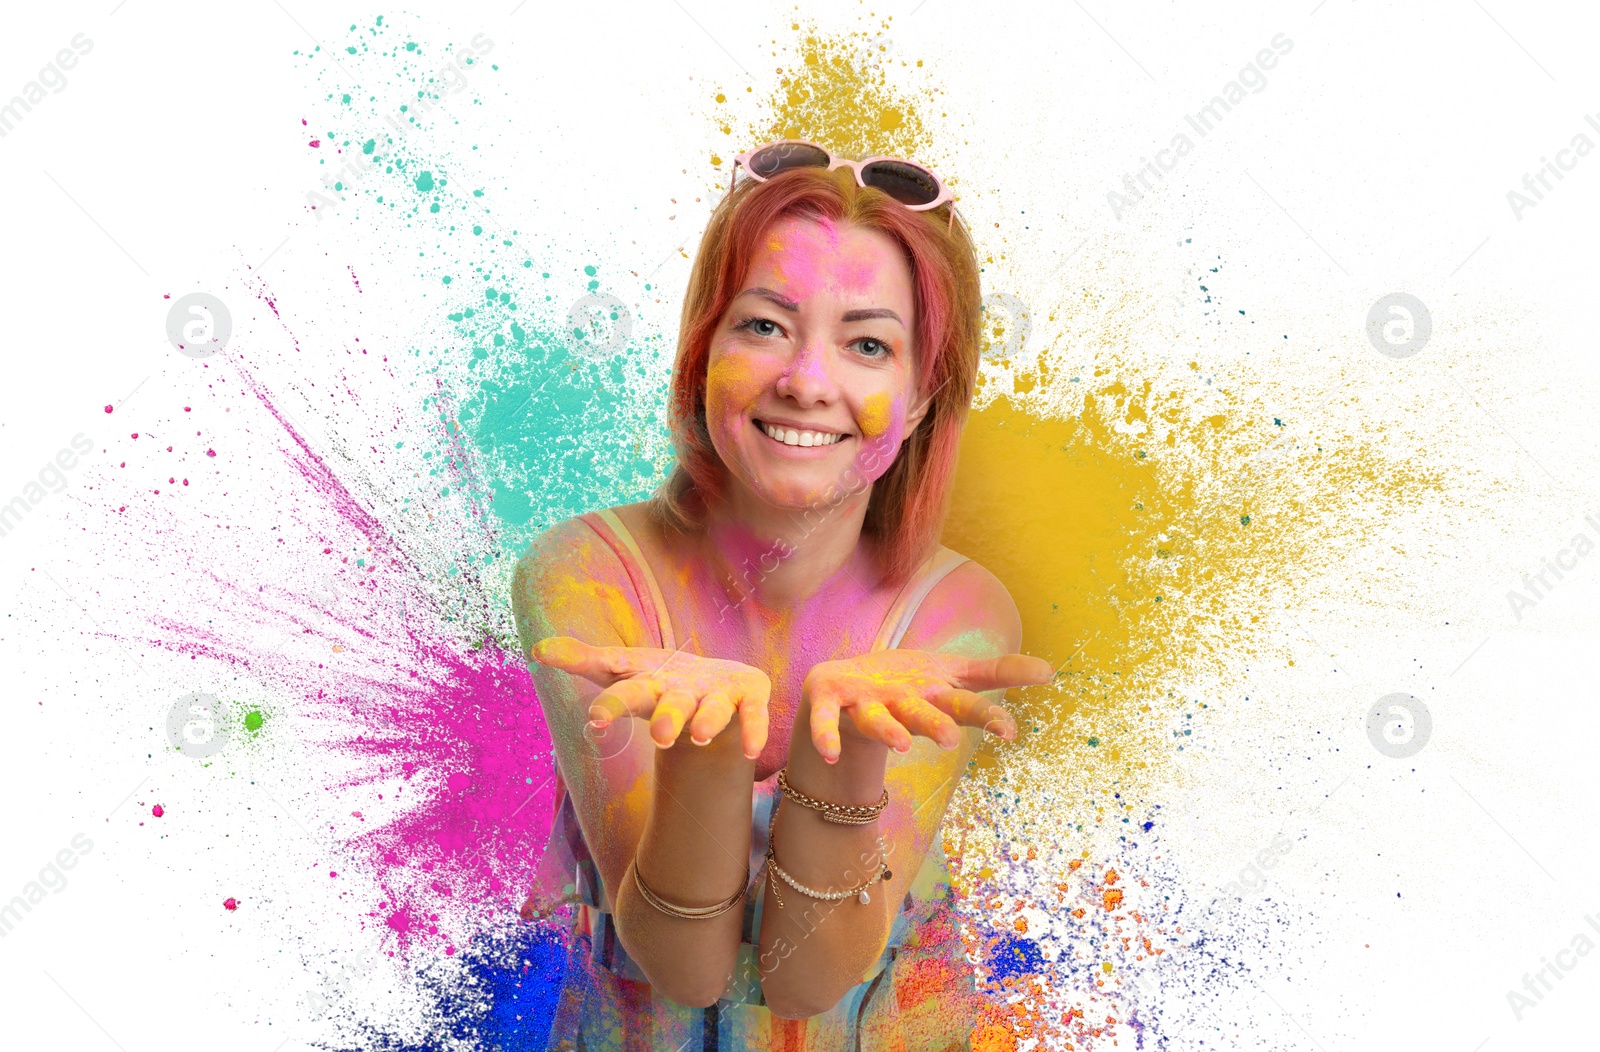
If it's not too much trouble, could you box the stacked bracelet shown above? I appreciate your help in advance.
[776,768,888,825]
[763,775,893,909]
[631,857,748,920]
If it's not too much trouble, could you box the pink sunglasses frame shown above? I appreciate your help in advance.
[726,139,959,234]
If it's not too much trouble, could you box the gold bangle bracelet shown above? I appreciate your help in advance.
[776,768,888,825]
[630,858,748,920]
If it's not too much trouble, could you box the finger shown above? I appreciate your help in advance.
[587,677,662,727]
[949,653,1056,694]
[981,703,1018,742]
[927,686,1014,737]
[921,687,1004,729]
[738,687,770,761]
[851,700,913,754]
[808,689,844,764]
[892,695,962,750]
[531,636,592,672]
[687,691,736,746]
[535,637,662,685]
[650,688,698,748]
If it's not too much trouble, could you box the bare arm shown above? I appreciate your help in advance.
[512,519,770,1007]
[757,560,1052,1018]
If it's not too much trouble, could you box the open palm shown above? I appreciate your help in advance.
[532,636,773,758]
[804,649,1055,762]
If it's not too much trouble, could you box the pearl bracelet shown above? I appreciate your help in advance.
[763,796,892,908]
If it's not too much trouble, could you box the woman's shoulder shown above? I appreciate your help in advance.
[515,501,652,565]
[897,549,1024,653]
[511,503,669,651]
[510,510,632,619]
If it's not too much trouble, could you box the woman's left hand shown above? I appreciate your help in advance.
[802,649,1055,762]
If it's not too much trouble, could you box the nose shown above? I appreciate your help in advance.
[773,338,838,407]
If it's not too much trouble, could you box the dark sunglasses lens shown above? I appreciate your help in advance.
[749,142,831,178]
[860,160,940,206]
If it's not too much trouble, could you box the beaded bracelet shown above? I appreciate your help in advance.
[776,768,888,826]
[763,797,892,908]
[631,857,748,920]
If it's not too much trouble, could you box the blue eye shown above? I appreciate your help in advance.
[854,338,892,359]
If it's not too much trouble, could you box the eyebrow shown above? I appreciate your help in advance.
[738,286,905,326]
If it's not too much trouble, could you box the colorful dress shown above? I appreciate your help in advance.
[529,508,986,1051]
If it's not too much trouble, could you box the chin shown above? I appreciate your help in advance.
[743,473,837,511]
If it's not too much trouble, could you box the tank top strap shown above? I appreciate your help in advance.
[577,508,677,651]
[871,546,972,652]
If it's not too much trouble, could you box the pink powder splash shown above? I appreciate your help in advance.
[112,275,561,957]
[224,897,238,911]
[321,633,558,953]
[152,804,164,818]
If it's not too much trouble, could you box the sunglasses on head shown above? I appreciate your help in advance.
[727,140,959,234]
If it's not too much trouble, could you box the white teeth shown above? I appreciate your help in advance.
[759,421,842,447]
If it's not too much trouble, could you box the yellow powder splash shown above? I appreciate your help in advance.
[699,13,1449,902]
[685,21,1486,1049]
[707,13,941,175]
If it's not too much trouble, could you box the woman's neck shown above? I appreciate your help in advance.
[698,481,877,613]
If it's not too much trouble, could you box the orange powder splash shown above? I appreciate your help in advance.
[706,352,761,406]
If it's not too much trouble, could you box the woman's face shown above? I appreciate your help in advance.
[703,215,927,512]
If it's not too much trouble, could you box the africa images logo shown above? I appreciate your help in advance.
[0,433,95,540]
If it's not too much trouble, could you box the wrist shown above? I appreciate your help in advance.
[652,726,755,812]
[786,711,886,803]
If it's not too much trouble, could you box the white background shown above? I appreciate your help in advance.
[1,1,1598,1049]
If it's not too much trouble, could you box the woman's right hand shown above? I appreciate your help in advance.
[532,637,772,759]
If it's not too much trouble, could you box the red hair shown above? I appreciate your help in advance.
[648,165,983,589]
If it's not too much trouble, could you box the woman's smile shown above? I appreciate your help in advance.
[752,417,852,453]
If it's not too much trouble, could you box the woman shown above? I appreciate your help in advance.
[512,141,1054,1050]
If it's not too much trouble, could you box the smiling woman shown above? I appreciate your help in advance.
[512,156,1053,1049]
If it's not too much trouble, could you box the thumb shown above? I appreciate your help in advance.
[1009,654,1056,685]
[958,653,1056,692]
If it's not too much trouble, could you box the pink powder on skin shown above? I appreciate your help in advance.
[766,216,883,300]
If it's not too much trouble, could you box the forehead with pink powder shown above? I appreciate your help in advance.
[749,214,913,312]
